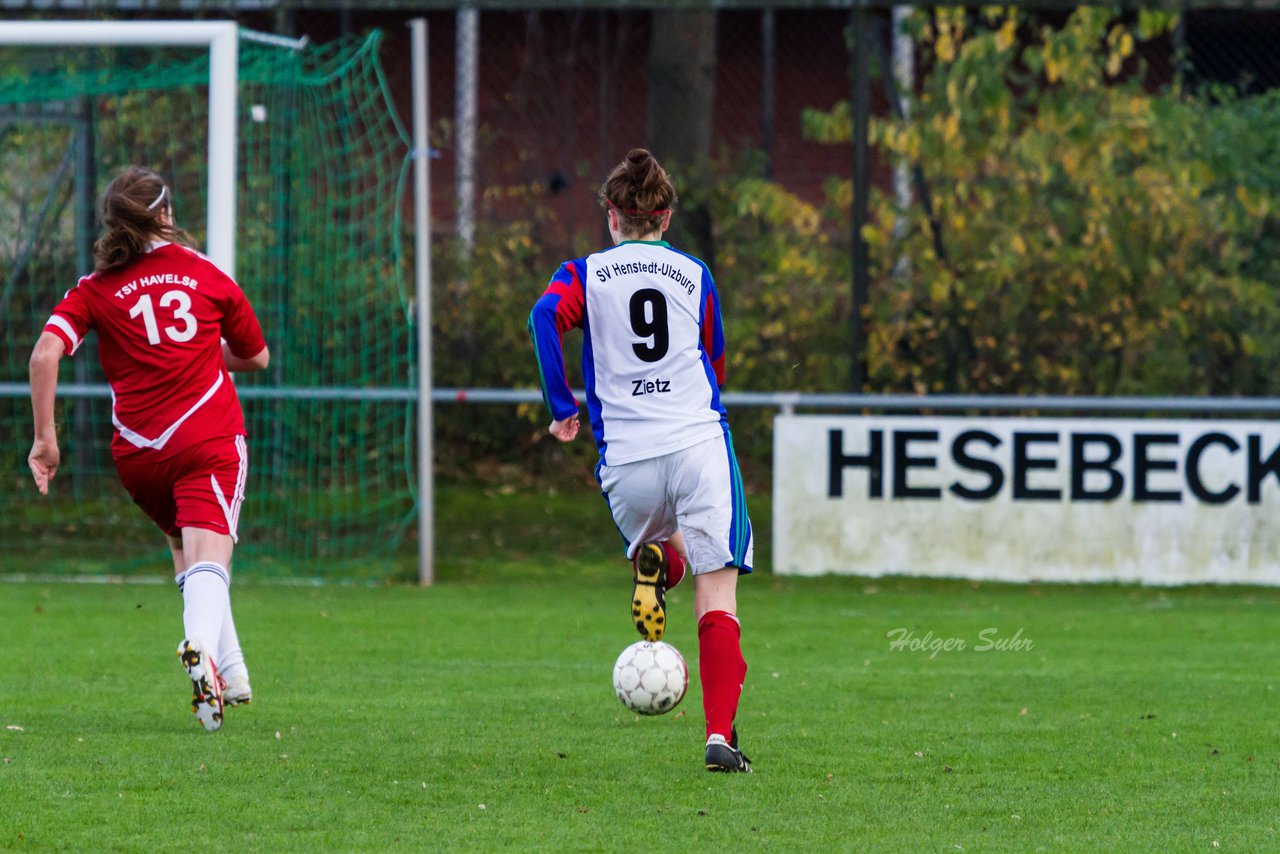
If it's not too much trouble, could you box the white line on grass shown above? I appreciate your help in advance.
[0,574,383,587]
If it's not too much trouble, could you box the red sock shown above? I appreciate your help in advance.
[660,541,686,590]
[698,610,747,741]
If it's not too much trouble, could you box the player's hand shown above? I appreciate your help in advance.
[549,415,579,443]
[28,438,60,495]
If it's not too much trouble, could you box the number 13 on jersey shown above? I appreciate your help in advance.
[129,290,197,345]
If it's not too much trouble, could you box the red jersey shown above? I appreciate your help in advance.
[43,242,266,459]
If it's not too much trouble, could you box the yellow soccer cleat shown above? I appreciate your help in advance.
[631,542,669,641]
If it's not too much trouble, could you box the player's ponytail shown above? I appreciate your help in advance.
[93,166,193,275]
[598,148,677,235]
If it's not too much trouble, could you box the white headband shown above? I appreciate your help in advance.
[146,185,168,211]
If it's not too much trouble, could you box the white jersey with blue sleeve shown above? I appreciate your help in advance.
[529,240,729,467]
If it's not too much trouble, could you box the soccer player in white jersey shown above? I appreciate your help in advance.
[529,149,754,772]
[28,166,270,732]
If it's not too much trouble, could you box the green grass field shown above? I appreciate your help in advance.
[3,486,1279,850]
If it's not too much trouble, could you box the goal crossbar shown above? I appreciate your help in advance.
[0,21,238,275]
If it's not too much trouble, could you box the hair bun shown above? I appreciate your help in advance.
[597,148,676,228]
[626,149,655,180]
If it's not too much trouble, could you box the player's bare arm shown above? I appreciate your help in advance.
[222,341,270,372]
[28,330,66,495]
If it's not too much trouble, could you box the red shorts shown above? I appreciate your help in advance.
[114,435,249,541]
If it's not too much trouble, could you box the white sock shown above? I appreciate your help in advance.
[182,562,230,655]
[218,608,248,681]
[177,569,244,677]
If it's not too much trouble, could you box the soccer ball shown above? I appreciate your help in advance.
[612,640,688,716]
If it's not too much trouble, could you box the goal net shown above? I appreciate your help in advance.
[0,29,417,576]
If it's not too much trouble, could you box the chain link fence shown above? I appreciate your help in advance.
[398,5,1277,242]
[3,5,1280,573]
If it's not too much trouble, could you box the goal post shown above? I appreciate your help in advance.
[0,26,420,576]
[0,20,239,275]
[409,18,435,586]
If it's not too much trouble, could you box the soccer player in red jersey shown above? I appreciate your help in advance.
[27,166,270,732]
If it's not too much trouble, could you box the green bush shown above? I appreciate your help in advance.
[805,6,1280,395]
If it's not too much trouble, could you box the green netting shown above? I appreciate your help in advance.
[0,31,416,576]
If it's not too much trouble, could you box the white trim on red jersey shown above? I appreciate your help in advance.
[111,372,225,451]
[46,314,83,354]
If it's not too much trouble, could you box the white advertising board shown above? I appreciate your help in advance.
[772,414,1280,585]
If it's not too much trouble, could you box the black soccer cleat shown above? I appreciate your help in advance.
[631,542,668,641]
[705,727,753,773]
[177,639,223,732]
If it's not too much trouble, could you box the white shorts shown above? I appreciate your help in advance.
[597,431,753,575]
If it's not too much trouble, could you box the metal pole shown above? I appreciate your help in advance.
[891,6,913,242]
[456,7,478,260]
[597,10,614,246]
[410,18,435,586]
[850,5,870,390]
[73,97,96,492]
[761,7,776,180]
[206,24,238,276]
